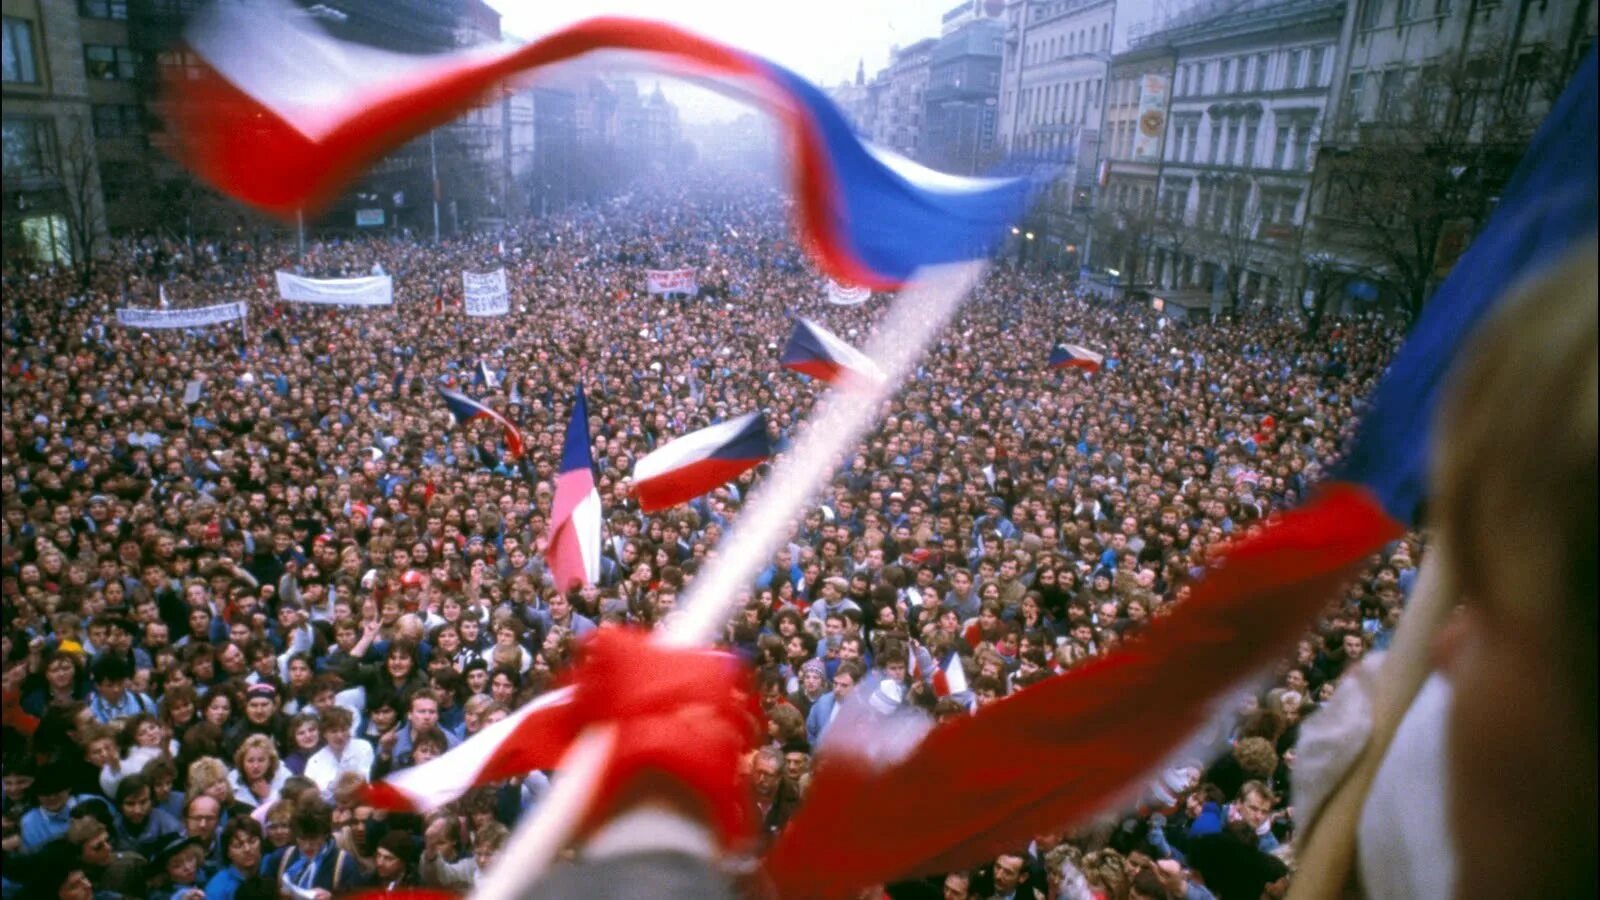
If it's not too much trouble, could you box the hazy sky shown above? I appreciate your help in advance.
[486,0,1171,123]
[487,0,954,122]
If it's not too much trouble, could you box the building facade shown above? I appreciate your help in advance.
[923,14,1005,174]
[3,0,106,267]
[997,0,1116,269]
[1139,0,1344,312]
[870,38,936,157]
[1088,41,1175,294]
[1304,0,1598,312]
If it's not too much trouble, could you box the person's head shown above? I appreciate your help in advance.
[289,712,321,752]
[243,683,278,724]
[1431,245,1597,896]
[942,870,971,900]
[1235,780,1274,832]
[993,852,1026,895]
[751,746,783,799]
[222,816,264,874]
[67,816,114,869]
[115,773,154,827]
[290,797,333,857]
[155,835,206,886]
[234,733,280,783]
[832,661,864,699]
[407,688,440,733]
[319,705,354,751]
[182,792,221,841]
[472,822,510,873]
[374,831,414,882]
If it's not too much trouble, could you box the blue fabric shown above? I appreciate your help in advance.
[756,61,1036,285]
[1337,50,1597,525]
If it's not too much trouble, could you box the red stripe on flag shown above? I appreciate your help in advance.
[764,483,1401,896]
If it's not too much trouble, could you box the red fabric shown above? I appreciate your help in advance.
[763,484,1401,898]
[1,688,38,737]
[361,628,758,851]
[567,628,761,850]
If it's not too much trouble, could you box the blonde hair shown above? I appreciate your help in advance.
[233,733,281,779]
[187,756,229,796]
[1432,245,1598,691]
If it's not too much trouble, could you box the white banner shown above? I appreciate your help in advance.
[116,301,247,329]
[275,271,393,307]
[463,269,510,317]
[1132,73,1171,163]
[825,280,873,306]
[645,268,698,297]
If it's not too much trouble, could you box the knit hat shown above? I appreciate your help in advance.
[866,679,903,716]
[799,659,826,681]
[377,830,417,866]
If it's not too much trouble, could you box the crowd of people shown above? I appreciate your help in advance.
[1,178,1417,899]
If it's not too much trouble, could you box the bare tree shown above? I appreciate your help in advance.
[1315,42,1571,316]
[1091,190,1159,292]
[54,118,106,288]
[1203,181,1260,313]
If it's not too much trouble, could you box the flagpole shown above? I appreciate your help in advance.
[430,130,441,243]
[472,260,988,900]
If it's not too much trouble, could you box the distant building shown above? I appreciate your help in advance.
[872,38,936,157]
[997,0,1116,269]
[2,0,106,267]
[1136,0,1346,312]
[923,12,1005,174]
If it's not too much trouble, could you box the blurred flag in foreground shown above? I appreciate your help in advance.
[164,0,1033,290]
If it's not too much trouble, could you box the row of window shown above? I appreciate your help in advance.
[1013,77,1103,130]
[1163,112,1315,172]
[1174,45,1331,98]
[3,15,204,86]
[1357,0,1455,31]
[1021,21,1111,69]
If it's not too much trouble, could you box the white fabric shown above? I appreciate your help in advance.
[1357,674,1457,899]
[463,269,509,317]
[116,301,246,329]
[633,412,762,481]
[824,279,872,306]
[644,268,698,296]
[274,271,393,306]
[1291,652,1385,829]
[581,805,718,863]
[305,738,376,797]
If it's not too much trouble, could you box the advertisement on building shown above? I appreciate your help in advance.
[1131,73,1171,163]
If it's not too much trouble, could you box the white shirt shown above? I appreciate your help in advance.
[304,738,376,796]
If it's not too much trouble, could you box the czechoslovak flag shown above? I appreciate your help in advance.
[630,412,774,513]
[1049,343,1104,373]
[544,385,602,590]
[780,317,885,387]
[436,385,525,459]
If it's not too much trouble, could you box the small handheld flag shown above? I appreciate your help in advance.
[780,317,885,387]
[630,412,774,513]
[545,385,602,591]
[1049,343,1104,372]
[435,386,525,459]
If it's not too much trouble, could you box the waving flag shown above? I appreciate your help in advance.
[764,52,1599,896]
[780,317,884,387]
[545,385,602,590]
[1049,342,1104,372]
[475,359,501,390]
[630,412,774,513]
[435,385,525,459]
[363,687,577,813]
[164,1,1033,290]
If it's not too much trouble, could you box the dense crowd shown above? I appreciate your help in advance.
[0,180,1416,899]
